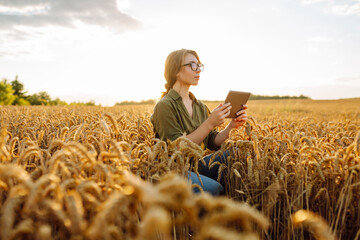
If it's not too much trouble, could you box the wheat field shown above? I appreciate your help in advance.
[0,98,359,240]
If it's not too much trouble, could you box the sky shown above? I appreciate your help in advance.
[0,0,360,106]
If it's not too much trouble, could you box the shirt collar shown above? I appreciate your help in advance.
[168,88,198,103]
[189,92,198,103]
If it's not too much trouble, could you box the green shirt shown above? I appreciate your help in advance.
[151,89,220,151]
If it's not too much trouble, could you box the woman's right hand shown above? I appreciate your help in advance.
[207,103,232,128]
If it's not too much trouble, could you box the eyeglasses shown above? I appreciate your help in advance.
[183,62,204,72]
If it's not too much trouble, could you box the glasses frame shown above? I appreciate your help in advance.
[183,62,204,72]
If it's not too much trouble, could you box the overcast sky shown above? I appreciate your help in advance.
[0,0,359,106]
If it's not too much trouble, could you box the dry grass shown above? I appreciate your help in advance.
[0,98,359,239]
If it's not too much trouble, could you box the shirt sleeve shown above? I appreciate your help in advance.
[204,105,220,151]
[152,101,184,142]
[206,130,220,151]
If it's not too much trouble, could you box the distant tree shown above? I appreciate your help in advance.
[27,94,41,105]
[115,99,155,106]
[1,75,74,106]
[50,98,68,106]
[11,76,30,105]
[11,75,27,98]
[27,91,52,105]
[84,100,96,106]
[69,100,96,106]
[0,79,16,105]
[249,94,311,100]
[16,98,31,106]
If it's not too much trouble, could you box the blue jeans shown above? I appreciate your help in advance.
[188,150,229,196]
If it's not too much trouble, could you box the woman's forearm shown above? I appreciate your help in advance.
[214,124,232,147]
[186,119,233,147]
[186,119,214,145]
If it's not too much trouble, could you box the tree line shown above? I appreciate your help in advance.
[249,94,310,100]
[0,76,96,106]
[1,76,311,106]
[115,94,310,105]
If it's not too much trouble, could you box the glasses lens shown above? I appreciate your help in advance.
[199,64,204,72]
[190,63,197,71]
[186,62,204,71]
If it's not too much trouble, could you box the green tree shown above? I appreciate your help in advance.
[69,100,96,106]
[27,91,52,105]
[0,79,16,105]
[11,76,29,105]
[11,75,27,98]
[16,98,30,106]
[50,98,68,106]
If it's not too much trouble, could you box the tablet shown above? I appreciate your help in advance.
[224,90,251,118]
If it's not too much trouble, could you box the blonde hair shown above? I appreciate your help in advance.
[161,49,201,98]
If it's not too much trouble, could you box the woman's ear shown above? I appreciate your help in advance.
[176,68,182,76]
[175,69,182,81]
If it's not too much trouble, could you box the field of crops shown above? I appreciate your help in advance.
[0,98,359,240]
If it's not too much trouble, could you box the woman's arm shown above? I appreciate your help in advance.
[214,106,248,146]
[186,103,232,145]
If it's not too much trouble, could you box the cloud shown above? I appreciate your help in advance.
[327,1,360,16]
[270,7,281,12]
[300,0,360,16]
[116,0,131,12]
[0,0,141,33]
[300,0,328,5]
[0,28,32,41]
[0,50,30,57]
[306,36,332,43]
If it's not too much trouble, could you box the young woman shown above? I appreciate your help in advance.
[151,48,248,195]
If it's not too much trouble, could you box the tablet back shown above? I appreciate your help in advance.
[224,90,251,118]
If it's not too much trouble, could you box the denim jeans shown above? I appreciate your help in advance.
[188,150,229,196]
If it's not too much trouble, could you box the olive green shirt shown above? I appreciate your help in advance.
[151,89,220,151]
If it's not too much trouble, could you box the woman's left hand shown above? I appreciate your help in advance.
[229,104,248,129]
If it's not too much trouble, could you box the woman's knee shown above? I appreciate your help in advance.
[188,171,224,196]
[203,149,230,165]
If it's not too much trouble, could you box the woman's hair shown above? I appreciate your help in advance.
[161,48,201,98]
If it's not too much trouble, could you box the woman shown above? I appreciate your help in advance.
[151,48,248,196]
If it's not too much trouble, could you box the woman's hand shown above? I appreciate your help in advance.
[229,104,248,129]
[212,104,248,147]
[206,103,232,128]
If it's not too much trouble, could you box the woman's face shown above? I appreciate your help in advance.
[175,53,201,87]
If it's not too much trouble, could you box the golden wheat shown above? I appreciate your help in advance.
[0,99,358,239]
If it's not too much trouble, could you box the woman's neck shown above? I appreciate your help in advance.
[172,81,191,101]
